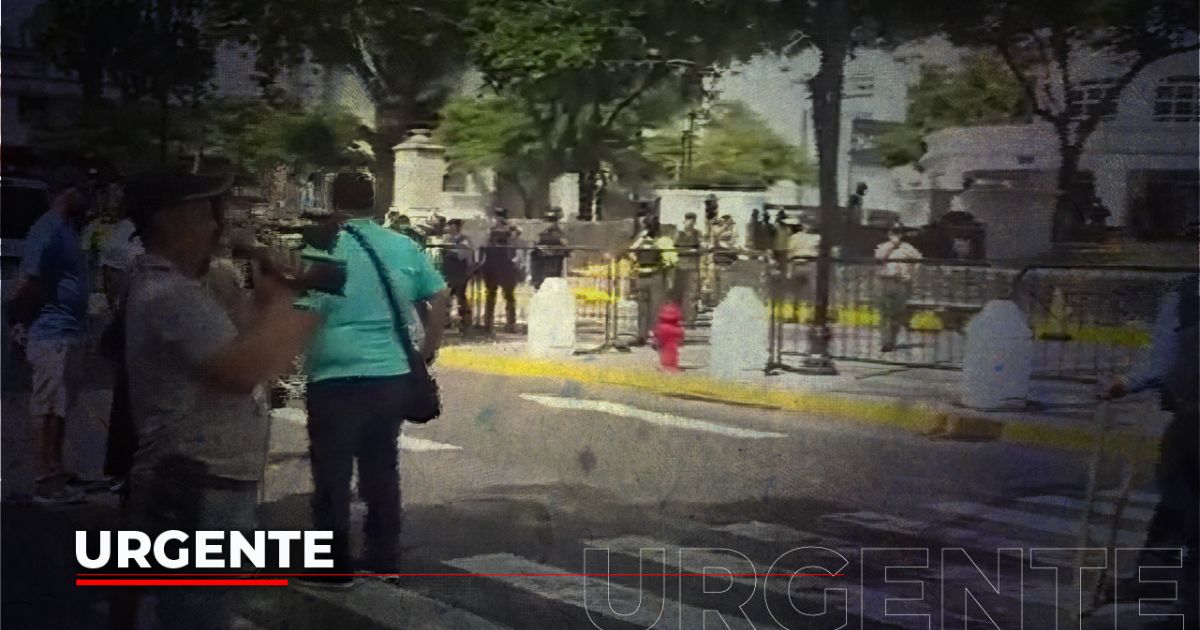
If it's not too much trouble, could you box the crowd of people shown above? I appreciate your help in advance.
[6,169,449,627]
[3,167,1196,628]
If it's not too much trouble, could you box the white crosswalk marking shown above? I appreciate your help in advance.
[1095,489,1160,505]
[519,394,788,439]
[823,511,931,537]
[271,409,462,452]
[447,552,756,629]
[399,434,463,452]
[933,502,1145,545]
[290,580,511,630]
[711,521,813,544]
[1017,495,1155,521]
[594,534,970,630]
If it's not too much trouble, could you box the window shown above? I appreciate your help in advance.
[845,74,874,99]
[1066,81,1116,121]
[1153,76,1199,122]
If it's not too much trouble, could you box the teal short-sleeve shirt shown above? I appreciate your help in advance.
[296,218,446,383]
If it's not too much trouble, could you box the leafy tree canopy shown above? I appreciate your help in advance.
[645,101,812,188]
[878,52,1028,167]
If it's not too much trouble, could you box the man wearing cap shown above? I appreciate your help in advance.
[7,169,92,503]
[119,172,320,626]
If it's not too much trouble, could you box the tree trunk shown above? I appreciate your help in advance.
[1052,124,1085,242]
[528,169,554,218]
[804,0,850,370]
[578,170,597,222]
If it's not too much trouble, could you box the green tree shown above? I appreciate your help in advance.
[934,0,1200,239]
[27,0,216,163]
[646,102,812,187]
[878,52,1028,167]
[203,100,372,179]
[209,0,469,209]
[464,0,768,218]
[26,0,137,113]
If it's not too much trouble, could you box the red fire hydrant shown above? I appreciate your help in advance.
[653,302,684,372]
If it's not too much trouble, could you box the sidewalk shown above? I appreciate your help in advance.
[439,339,1170,457]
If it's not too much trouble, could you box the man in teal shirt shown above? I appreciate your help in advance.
[296,205,448,586]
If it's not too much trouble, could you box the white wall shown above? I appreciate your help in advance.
[919,50,1200,227]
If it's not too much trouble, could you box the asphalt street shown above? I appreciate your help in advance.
[2,366,1183,629]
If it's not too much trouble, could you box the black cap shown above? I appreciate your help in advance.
[684,212,697,220]
[125,172,233,231]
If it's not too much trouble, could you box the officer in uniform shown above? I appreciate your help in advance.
[630,220,675,345]
[672,212,702,325]
[441,219,475,331]
[530,207,568,290]
[480,209,522,333]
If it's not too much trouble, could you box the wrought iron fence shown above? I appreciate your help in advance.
[767,257,1014,371]
[1011,264,1196,379]
[767,258,1194,379]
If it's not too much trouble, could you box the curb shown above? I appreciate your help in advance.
[438,348,1161,458]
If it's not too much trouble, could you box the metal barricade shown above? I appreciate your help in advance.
[1011,264,1195,379]
[768,257,1014,370]
[426,244,621,343]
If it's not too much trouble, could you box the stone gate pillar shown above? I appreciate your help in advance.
[391,130,447,216]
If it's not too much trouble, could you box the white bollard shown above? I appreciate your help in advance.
[526,278,577,357]
[961,300,1034,409]
[710,287,770,379]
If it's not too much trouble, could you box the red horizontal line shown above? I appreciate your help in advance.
[76,579,288,587]
[77,573,843,578]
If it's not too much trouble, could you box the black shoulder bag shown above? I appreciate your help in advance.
[343,224,441,423]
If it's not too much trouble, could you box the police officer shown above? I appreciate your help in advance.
[441,219,475,331]
[630,220,675,345]
[480,209,521,333]
[673,213,702,325]
[530,208,568,290]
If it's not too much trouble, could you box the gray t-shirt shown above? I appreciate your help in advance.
[125,254,267,482]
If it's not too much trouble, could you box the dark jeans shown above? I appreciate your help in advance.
[306,377,406,572]
[117,463,258,630]
[636,272,668,342]
[674,267,699,325]
[484,280,517,331]
[448,282,471,329]
[876,277,911,349]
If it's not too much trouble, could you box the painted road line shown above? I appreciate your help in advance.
[446,552,754,630]
[1095,489,1160,506]
[272,409,462,453]
[711,521,830,546]
[1017,495,1155,522]
[399,435,463,452]
[591,535,968,630]
[823,511,931,537]
[519,394,787,439]
[440,348,1163,456]
[933,502,1144,545]
[281,579,511,630]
